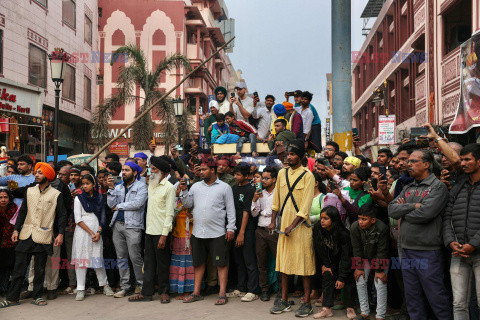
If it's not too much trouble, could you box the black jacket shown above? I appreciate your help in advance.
[443,174,480,249]
[350,220,390,272]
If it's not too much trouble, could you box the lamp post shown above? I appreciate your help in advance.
[48,48,68,163]
[173,97,184,146]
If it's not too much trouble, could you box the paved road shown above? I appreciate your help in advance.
[0,293,353,319]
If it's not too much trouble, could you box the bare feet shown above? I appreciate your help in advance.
[313,307,333,319]
[346,307,357,319]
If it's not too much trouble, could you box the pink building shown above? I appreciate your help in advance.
[0,0,98,156]
[352,0,480,150]
[98,0,237,151]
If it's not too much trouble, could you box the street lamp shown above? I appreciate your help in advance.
[48,48,69,163]
[173,97,184,146]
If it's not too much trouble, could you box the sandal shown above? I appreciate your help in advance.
[0,300,20,308]
[353,315,369,320]
[30,298,47,306]
[128,294,152,302]
[215,296,228,305]
[183,294,204,303]
[160,294,170,304]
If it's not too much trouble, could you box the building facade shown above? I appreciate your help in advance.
[97,0,237,154]
[351,0,480,150]
[1,0,98,157]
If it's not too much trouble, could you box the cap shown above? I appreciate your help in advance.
[235,82,247,89]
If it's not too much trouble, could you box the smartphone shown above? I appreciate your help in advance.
[253,92,258,98]
[192,158,201,166]
[147,168,151,176]
[371,178,378,191]
[231,92,235,98]
[287,91,295,96]
[184,178,191,186]
[114,176,122,184]
[174,144,183,151]
[352,128,359,136]
[379,166,387,180]
[322,158,332,168]
[410,127,428,139]
[255,182,262,193]
[151,136,156,145]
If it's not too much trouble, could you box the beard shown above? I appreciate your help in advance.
[149,172,161,187]
[123,174,134,184]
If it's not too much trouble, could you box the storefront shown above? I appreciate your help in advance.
[0,78,44,159]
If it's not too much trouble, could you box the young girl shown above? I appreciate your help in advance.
[333,167,372,227]
[71,174,114,301]
[313,207,356,319]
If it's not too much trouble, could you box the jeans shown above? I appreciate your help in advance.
[322,269,356,308]
[233,228,259,293]
[356,268,388,319]
[450,253,480,320]
[236,134,257,153]
[112,222,144,290]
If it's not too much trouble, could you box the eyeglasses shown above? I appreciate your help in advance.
[406,159,423,164]
[325,148,336,152]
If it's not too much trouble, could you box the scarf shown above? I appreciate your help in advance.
[77,189,104,225]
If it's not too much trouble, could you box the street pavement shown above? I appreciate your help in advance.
[0,293,354,319]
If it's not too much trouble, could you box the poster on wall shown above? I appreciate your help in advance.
[378,115,396,145]
[449,32,480,133]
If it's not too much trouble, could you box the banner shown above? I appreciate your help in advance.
[449,32,480,133]
[378,115,396,145]
[68,154,98,172]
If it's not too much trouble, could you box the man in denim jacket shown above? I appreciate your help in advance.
[107,162,148,298]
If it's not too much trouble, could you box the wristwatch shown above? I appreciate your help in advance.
[435,137,444,143]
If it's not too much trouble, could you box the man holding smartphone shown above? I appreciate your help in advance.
[230,82,254,122]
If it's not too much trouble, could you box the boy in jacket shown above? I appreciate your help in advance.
[351,204,389,320]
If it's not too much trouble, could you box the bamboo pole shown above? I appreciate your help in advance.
[87,36,235,164]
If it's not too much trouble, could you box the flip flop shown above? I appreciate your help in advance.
[30,298,47,306]
[160,294,170,304]
[215,296,228,305]
[183,294,204,303]
[0,300,20,308]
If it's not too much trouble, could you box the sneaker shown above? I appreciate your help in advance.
[19,291,33,300]
[114,289,127,298]
[241,292,259,302]
[295,302,313,318]
[260,292,270,302]
[46,290,57,300]
[270,299,292,314]
[103,285,114,296]
[76,290,85,301]
[86,288,96,296]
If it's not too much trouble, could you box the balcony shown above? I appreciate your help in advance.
[441,47,461,122]
[186,43,205,62]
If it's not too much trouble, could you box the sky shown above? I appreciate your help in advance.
[224,0,372,123]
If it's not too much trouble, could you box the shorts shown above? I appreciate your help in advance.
[191,235,229,267]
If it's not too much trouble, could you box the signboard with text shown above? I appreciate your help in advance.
[108,141,129,157]
[0,79,43,118]
[378,115,396,145]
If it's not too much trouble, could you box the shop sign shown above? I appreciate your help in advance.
[0,79,43,118]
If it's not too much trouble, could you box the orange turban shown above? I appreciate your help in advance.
[282,101,294,110]
[35,162,56,181]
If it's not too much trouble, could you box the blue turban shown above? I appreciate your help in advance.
[134,152,148,160]
[124,161,143,180]
[273,104,286,116]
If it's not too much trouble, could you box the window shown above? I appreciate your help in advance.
[34,0,47,8]
[0,30,3,74]
[443,0,471,55]
[62,64,75,101]
[29,44,47,88]
[84,15,92,45]
[63,0,76,29]
[84,76,91,110]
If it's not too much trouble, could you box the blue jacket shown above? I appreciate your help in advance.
[107,179,148,229]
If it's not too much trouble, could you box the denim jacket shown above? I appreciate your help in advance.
[107,179,148,229]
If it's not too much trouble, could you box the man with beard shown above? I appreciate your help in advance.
[230,82,254,122]
[325,156,361,189]
[215,86,230,115]
[0,155,35,208]
[129,157,175,303]
[252,94,274,141]
[268,140,315,317]
[217,158,235,187]
[0,163,66,308]
[107,162,148,298]
[332,151,348,171]
[389,150,452,320]
[180,157,236,305]
[323,141,339,165]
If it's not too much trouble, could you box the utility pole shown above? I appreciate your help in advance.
[331,0,352,151]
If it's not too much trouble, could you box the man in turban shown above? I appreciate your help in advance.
[134,152,149,177]
[107,162,148,298]
[215,86,230,115]
[1,163,66,307]
[268,140,316,317]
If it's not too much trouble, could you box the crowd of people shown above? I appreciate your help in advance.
[0,83,479,320]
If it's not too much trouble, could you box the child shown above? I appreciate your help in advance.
[211,113,229,144]
[350,204,389,320]
[225,111,259,157]
[229,164,259,302]
[333,167,372,227]
[71,174,114,301]
[313,206,356,319]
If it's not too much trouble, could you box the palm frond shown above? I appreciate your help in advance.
[111,44,148,75]
[150,54,192,91]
